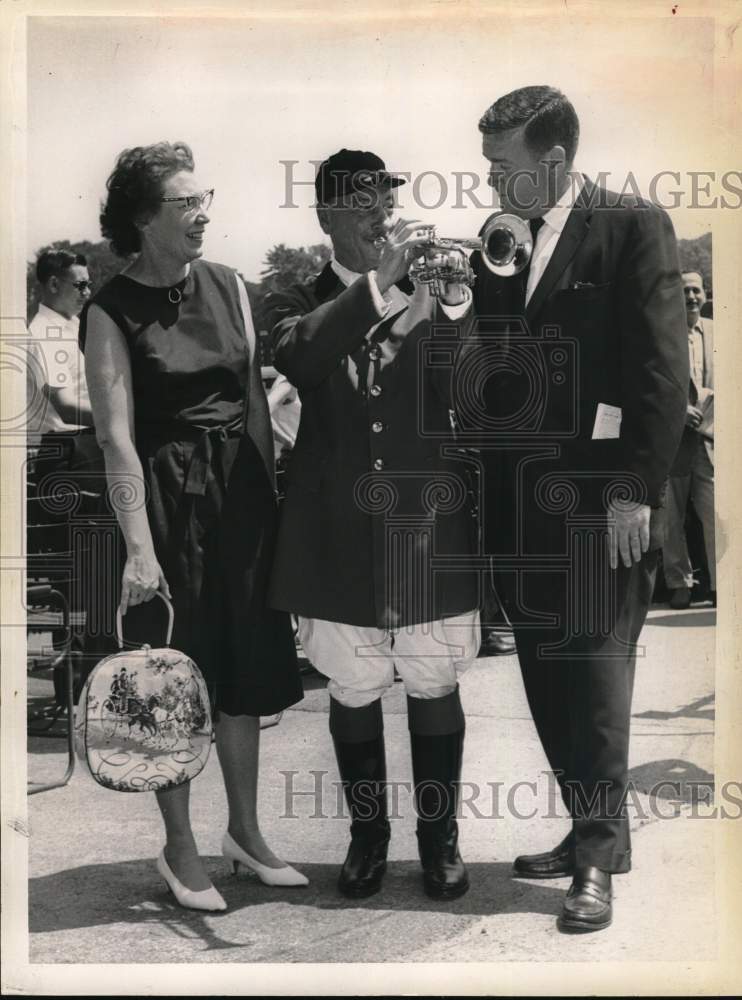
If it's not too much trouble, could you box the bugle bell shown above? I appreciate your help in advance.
[408,212,534,298]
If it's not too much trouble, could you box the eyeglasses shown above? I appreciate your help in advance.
[67,279,92,292]
[160,189,214,213]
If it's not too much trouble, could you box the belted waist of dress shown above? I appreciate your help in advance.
[136,417,244,497]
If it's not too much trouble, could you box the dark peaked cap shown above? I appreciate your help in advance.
[315,149,406,204]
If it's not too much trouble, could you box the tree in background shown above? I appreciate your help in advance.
[677,233,712,301]
[29,233,709,333]
[28,239,330,334]
[249,243,331,363]
[260,243,331,295]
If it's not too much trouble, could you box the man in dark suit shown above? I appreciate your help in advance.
[463,86,688,931]
[268,150,480,901]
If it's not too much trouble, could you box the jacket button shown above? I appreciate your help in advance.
[372,421,383,433]
[373,458,385,471]
[369,384,382,397]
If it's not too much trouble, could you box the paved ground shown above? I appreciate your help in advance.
[21,604,722,974]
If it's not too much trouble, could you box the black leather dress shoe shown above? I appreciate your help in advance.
[558,866,612,932]
[512,834,574,879]
[417,821,469,900]
[669,586,691,609]
[338,830,390,899]
[478,630,516,657]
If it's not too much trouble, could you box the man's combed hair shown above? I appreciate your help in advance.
[99,141,195,257]
[36,249,87,284]
[479,85,580,163]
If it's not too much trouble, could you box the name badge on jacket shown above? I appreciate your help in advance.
[592,403,622,440]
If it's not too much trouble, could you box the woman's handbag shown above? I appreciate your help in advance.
[75,593,212,792]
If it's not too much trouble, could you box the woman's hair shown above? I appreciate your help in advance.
[100,141,195,257]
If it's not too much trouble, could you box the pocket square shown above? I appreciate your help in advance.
[568,279,611,290]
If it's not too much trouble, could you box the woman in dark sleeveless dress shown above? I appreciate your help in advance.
[81,142,305,911]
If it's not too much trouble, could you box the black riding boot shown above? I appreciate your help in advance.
[408,686,469,900]
[330,697,390,899]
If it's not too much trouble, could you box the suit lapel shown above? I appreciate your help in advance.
[525,178,594,325]
[314,262,342,303]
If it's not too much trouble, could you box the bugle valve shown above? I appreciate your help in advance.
[408,212,534,298]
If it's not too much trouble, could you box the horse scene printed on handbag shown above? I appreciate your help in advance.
[75,646,212,792]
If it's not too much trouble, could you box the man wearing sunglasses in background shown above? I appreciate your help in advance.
[27,249,109,693]
[27,249,95,445]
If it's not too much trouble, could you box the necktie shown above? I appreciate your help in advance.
[516,216,545,312]
[529,215,545,243]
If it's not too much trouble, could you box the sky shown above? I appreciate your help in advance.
[27,11,717,281]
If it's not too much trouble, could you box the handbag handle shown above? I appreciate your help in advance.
[116,591,174,650]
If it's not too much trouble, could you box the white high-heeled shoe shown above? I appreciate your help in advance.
[222,831,309,887]
[156,850,227,912]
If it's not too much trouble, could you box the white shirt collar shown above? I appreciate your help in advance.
[34,302,79,329]
[330,255,364,287]
[541,170,585,234]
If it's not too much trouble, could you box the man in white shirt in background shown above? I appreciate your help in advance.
[27,249,111,687]
[27,249,94,447]
[662,270,715,608]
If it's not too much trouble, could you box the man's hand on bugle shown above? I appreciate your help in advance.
[374,218,431,294]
